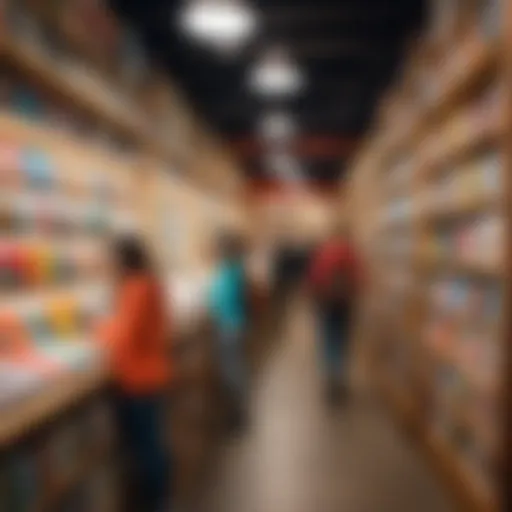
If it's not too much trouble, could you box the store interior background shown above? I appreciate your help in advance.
[1,1,509,511]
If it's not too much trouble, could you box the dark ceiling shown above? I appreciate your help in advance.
[112,0,425,183]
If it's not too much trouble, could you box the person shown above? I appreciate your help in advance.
[272,237,304,333]
[273,237,303,300]
[308,225,359,405]
[208,231,249,430]
[99,236,171,512]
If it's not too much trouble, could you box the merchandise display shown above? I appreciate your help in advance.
[349,2,510,511]
[2,0,147,135]
[0,2,245,511]
[0,68,124,405]
[0,13,135,512]
[0,55,137,412]
[0,361,46,409]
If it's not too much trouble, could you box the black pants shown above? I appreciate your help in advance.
[114,392,170,512]
[316,304,353,384]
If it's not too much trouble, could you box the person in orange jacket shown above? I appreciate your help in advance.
[99,236,171,512]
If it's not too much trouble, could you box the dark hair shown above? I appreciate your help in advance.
[218,231,243,260]
[114,236,152,275]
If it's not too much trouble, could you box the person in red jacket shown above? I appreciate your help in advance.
[99,236,171,512]
[309,224,359,404]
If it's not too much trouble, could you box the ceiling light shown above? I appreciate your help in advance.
[260,112,296,142]
[249,47,305,96]
[179,0,258,54]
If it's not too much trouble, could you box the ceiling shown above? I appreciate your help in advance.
[112,0,425,183]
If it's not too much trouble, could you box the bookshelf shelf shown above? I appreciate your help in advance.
[349,2,509,510]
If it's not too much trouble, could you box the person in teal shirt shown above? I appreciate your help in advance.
[209,253,246,333]
[209,232,248,429]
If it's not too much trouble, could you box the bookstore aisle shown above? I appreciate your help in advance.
[190,299,452,512]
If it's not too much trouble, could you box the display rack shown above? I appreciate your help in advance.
[0,1,244,195]
[349,1,510,511]
[0,27,137,504]
[1,1,246,510]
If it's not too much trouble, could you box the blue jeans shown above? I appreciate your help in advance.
[317,307,351,383]
[115,393,170,512]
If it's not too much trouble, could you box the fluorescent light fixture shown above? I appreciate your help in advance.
[249,47,305,96]
[179,0,258,54]
[260,112,296,141]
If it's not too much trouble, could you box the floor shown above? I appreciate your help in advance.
[191,301,453,512]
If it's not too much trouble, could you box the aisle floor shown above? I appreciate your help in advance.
[191,303,453,512]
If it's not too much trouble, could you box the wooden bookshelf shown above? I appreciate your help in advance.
[428,39,496,117]
[0,4,245,511]
[0,29,240,194]
[0,34,146,142]
[419,116,504,180]
[37,439,113,511]
[502,1,512,509]
[378,41,497,165]
[423,431,497,512]
[349,2,508,511]
[0,365,107,448]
